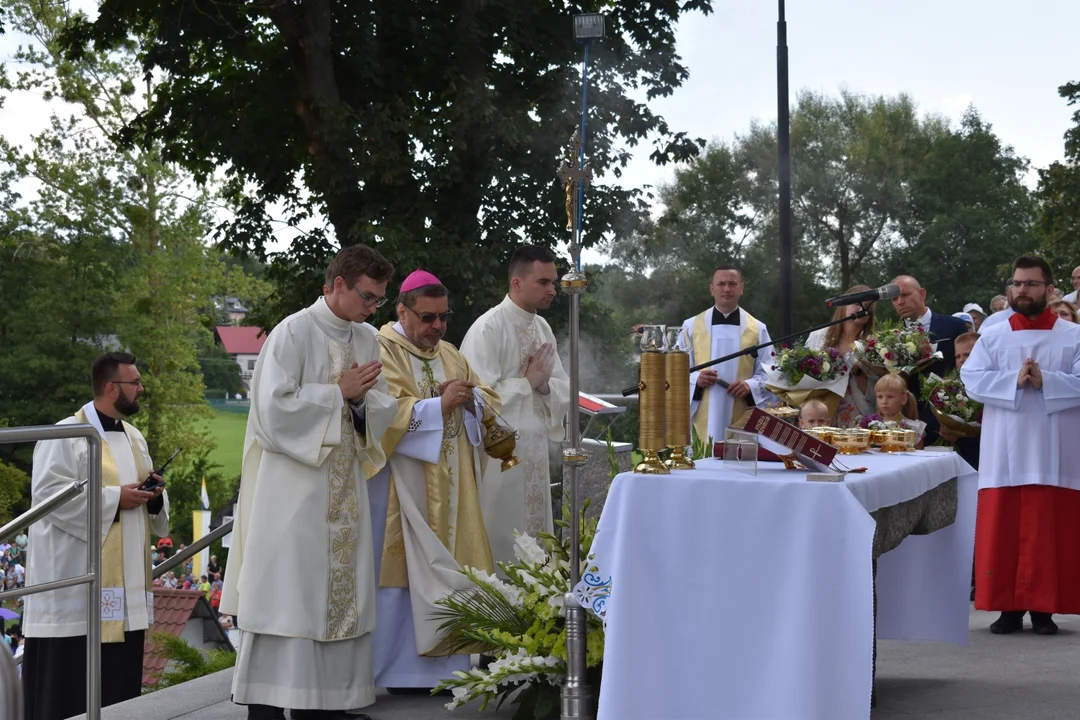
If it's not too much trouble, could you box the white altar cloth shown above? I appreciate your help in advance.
[579,452,976,720]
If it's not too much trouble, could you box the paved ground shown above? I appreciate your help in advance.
[76,606,1080,720]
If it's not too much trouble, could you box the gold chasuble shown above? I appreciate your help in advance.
[74,407,152,643]
[367,324,497,590]
[691,309,760,443]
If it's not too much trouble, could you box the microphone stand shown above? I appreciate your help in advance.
[621,307,873,397]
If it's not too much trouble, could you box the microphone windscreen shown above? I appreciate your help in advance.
[882,284,900,300]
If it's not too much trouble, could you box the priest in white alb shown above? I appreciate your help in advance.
[461,245,570,567]
[961,255,1080,637]
[23,352,169,720]
[367,269,498,693]
[222,245,398,720]
[677,265,773,443]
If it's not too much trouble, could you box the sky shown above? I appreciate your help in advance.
[581,0,1080,263]
[0,0,1077,264]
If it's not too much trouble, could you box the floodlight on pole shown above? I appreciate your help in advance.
[573,13,605,41]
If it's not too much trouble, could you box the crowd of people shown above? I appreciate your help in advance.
[13,243,1080,720]
[0,534,27,592]
[692,256,1080,642]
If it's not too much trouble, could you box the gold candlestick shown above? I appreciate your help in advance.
[664,346,695,470]
[635,327,669,474]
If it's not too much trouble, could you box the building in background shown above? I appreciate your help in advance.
[212,296,251,325]
[214,326,266,383]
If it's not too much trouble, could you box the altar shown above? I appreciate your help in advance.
[575,451,977,720]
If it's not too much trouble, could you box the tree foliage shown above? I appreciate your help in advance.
[61,0,712,338]
[604,91,1038,343]
[0,1,264,529]
[1037,81,1080,280]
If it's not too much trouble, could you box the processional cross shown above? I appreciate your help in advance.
[556,129,593,259]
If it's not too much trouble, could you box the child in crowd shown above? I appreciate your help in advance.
[874,373,926,447]
[798,398,831,430]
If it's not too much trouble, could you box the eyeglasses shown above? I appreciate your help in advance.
[352,286,388,308]
[112,380,144,388]
[1007,280,1048,290]
[404,306,453,324]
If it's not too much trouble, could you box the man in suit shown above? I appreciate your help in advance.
[891,275,969,443]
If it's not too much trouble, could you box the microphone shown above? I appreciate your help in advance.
[824,284,899,309]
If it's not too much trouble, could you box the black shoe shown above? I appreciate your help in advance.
[290,711,372,720]
[989,611,1025,634]
[248,706,287,720]
[1030,612,1059,635]
[386,687,451,697]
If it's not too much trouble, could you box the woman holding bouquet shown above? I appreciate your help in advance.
[805,285,878,426]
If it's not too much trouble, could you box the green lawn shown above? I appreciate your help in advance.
[204,409,248,479]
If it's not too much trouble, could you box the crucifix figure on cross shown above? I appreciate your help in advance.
[556,128,593,252]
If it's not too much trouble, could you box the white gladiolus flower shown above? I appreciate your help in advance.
[513,533,548,566]
[465,566,525,608]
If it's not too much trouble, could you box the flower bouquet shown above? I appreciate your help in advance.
[764,344,850,415]
[853,321,941,377]
[433,502,604,719]
[858,414,920,432]
[921,372,982,437]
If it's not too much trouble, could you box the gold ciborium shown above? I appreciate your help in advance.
[480,407,521,472]
[635,325,670,474]
[832,428,870,455]
[663,326,694,470]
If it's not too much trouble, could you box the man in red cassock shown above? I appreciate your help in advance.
[961,255,1080,635]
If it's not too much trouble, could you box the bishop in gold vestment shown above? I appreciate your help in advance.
[366,270,497,690]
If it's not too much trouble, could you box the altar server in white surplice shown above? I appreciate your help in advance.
[367,269,498,693]
[461,246,570,568]
[678,265,773,444]
[222,245,398,720]
[962,255,1080,637]
[23,352,168,720]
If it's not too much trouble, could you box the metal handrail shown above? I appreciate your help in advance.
[0,423,102,720]
[153,519,233,579]
[0,479,86,546]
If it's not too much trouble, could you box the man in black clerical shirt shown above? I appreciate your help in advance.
[22,352,169,720]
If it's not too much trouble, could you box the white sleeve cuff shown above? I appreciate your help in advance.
[464,389,484,447]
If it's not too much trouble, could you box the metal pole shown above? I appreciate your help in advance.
[575,41,590,272]
[86,433,103,720]
[557,35,595,720]
[777,0,794,336]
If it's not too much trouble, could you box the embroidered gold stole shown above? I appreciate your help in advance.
[75,408,152,643]
[691,309,760,443]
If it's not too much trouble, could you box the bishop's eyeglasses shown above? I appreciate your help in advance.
[1006,280,1048,290]
[404,306,453,324]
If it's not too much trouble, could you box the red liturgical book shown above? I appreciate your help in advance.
[713,442,787,462]
[725,408,838,470]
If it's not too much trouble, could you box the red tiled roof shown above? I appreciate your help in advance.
[142,588,204,687]
[215,325,267,355]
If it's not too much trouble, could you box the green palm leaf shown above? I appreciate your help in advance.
[432,580,532,654]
